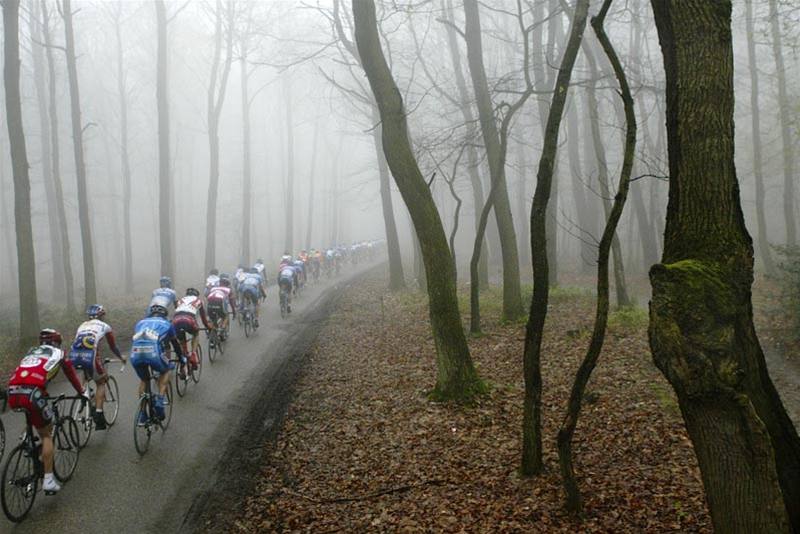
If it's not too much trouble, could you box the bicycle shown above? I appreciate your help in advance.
[132,365,174,456]
[241,301,257,338]
[1,393,80,523]
[208,316,228,364]
[70,358,123,448]
[175,331,203,398]
[279,285,291,319]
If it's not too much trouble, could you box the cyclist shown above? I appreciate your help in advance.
[68,304,126,430]
[278,263,296,314]
[6,329,88,494]
[131,305,184,422]
[292,258,306,295]
[149,276,178,314]
[240,268,266,327]
[205,269,220,297]
[309,249,322,281]
[207,276,236,341]
[172,288,213,378]
[253,258,266,279]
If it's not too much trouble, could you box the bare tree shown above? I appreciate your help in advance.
[63,0,96,305]
[155,0,174,279]
[4,0,40,337]
[353,0,483,402]
[649,0,800,530]
[283,74,295,253]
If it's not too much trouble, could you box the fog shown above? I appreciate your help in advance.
[1,0,798,312]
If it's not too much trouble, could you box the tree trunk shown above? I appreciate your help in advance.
[516,143,531,273]
[745,0,775,274]
[113,6,134,293]
[205,0,234,271]
[354,0,482,402]
[522,0,590,476]
[304,118,319,251]
[558,1,635,513]
[29,1,64,300]
[63,0,96,306]
[582,42,631,308]
[40,0,74,310]
[442,0,488,286]
[283,75,295,254]
[4,0,40,338]
[768,0,796,247]
[648,1,799,531]
[463,0,524,321]
[565,91,595,274]
[155,0,174,279]
[241,57,252,266]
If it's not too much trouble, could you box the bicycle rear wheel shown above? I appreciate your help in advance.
[175,361,188,398]
[161,382,174,431]
[53,416,79,482]
[0,444,36,523]
[208,332,217,364]
[104,376,120,426]
[133,397,151,456]
[70,398,92,449]
[191,345,203,384]
[0,417,5,465]
[244,315,251,338]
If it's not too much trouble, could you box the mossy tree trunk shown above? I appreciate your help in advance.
[353,0,481,402]
[523,0,590,476]
[463,0,524,321]
[649,1,799,531]
[3,0,40,338]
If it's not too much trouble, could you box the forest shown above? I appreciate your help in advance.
[0,0,799,532]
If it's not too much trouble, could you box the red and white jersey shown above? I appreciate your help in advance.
[207,285,232,302]
[9,346,67,389]
[176,295,204,318]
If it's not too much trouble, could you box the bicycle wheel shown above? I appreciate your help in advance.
[0,444,37,523]
[70,398,92,449]
[244,315,251,338]
[175,361,187,398]
[280,293,287,319]
[161,382,174,431]
[208,332,217,364]
[104,376,120,426]
[218,327,226,355]
[53,416,79,482]
[0,417,5,465]
[133,397,151,456]
[191,345,203,384]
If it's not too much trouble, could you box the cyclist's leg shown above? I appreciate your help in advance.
[94,351,109,412]
[37,423,55,474]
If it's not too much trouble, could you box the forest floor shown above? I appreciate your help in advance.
[200,271,717,533]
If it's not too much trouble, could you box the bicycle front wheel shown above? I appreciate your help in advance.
[53,416,80,482]
[133,397,151,456]
[104,376,120,426]
[70,398,92,449]
[0,417,6,465]
[191,345,203,384]
[0,444,36,523]
[208,332,217,364]
[244,316,251,338]
[161,381,174,431]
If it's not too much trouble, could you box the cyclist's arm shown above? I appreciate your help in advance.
[199,306,212,330]
[229,293,237,316]
[106,331,124,360]
[62,358,85,395]
[169,335,184,357]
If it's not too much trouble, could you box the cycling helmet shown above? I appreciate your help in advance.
[248,267,258,274]
[87,304,106,319]
[149,304,168,317]
[209,268,219,276]
[160,276,172,289]
[256,258,264,264]
[39,328,63,347]
[219,272,231,281]
[281,254,291,263]
[220,277,231,287]
[186,287,200,297]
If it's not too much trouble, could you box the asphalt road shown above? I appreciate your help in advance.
[0,266,372,532]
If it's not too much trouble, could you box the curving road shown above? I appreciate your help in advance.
[0,266,373,532]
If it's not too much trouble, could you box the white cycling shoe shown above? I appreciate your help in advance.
[43,476,61,495]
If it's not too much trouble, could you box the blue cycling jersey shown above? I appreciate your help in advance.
[149,288,177,309]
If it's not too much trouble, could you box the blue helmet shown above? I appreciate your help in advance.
[86,304,106,319]
[160,276,172,289]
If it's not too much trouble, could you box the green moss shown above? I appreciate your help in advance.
[649,381,680,415]
[428,376,491,405]
[608,305,649,331]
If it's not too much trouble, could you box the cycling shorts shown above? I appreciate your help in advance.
[241,286,259,305]
[207,300,227,322]
[130,348,173,381]
[278,277,293,293]
[8,386,53,429]
[172,314,199,341]
[69,348,106,379]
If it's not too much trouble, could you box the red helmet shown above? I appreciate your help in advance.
[39,328,63,347]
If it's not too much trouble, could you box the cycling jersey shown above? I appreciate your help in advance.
[205,275,220,290]
[207,286,236,313]
[130,317,182,380]
[174,295,211,331]
[254,263,266,276]
[150,287,178,310]
[69,319,121,378]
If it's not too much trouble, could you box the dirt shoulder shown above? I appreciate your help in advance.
[198,273,710,532]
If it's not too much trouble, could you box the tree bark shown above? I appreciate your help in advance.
[463,0,524,321]
[40,0,74,310]
[155,0,174,279]
[745,0,775,274]
[63,0,96,306]
[29,1,64,300]
[565,90,595,274]
[558,0,635,513]
[3,0,40,338]
[648,1,799,531]
[241,55,252,265]
[522,0,590,476]
[205,0,234,271]
[283,75,295,254]
[768,0,796,247]
[354,0,482,402]
[304,118,320,251]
